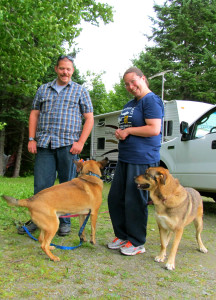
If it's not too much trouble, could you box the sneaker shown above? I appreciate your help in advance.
[120,241,146,256]
[107,237,128,249]
[17,220,38,235]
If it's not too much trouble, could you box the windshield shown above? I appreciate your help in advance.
[192,108,216,139]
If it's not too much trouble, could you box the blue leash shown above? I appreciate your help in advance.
[22,211,91,250]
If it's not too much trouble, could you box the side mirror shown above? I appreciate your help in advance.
[180,121,190,141]
[180,121,189,134]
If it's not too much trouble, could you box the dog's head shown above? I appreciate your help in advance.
[135,167,170,191]
[74,158,109,177]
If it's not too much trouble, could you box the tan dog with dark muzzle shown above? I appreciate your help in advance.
[135,166,208,270]
[3,159,108,262]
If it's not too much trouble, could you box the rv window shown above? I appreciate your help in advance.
[97,118,105,127]
[164,120,173,136]
[97,138,105,149]
[167,121,173,136]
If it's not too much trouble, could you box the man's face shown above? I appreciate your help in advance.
[55,58,74,86]
[124,72,146,100]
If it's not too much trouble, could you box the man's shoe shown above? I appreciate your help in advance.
[17,220,38,235]
[107,237,128,249]
[120,241,146,256]
[58,224,71,236]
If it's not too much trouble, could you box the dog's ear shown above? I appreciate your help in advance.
[158,172,167,185]
[73,160,83,173]
[98,157,109,169]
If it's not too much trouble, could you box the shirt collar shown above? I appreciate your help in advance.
[48,79,73,88]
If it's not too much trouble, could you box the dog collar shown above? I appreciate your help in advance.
[85,171,101,179]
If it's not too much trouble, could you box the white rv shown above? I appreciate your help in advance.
[91,100,213,162]
[91,110,121,162]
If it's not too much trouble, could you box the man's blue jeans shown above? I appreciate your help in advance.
[34,145,77,226]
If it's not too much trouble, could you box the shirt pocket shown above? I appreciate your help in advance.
[39,97,54,113]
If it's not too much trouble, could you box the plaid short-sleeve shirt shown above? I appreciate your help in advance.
[32,79,93,149]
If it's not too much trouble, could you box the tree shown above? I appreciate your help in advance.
[0,122,6,131]
[0,128,6,176]
[0,0,114,176]
[86,72,132,115]
[107,79,132,112]
[133,0,216,103]
[85,71,109,115]
[0,0,113,96]
[0,92,32,176]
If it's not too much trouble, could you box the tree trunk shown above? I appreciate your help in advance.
[12,127,24,178]
[0,128,5,176]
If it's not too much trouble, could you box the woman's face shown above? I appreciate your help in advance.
[124,72,147,100]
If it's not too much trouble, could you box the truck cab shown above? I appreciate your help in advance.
[160,105,216,200]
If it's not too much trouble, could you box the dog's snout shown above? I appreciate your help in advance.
[134,175,144,183]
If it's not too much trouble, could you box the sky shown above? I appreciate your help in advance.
[74,0,165,91]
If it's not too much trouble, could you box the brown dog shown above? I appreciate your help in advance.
[3,158,108,262]
[135,166,208,270]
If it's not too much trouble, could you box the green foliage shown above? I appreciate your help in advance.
[0,0,113,96]
[86,71,109,115]
[0,122,6,131]
[0,0,113,175]
[133,0,216,103]
[107,79,132,111]
[87,72,131,115]
[91,0,216,114]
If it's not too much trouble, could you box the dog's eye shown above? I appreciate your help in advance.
[146,173,157,181]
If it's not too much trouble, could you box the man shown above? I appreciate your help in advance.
[18,55,94,236]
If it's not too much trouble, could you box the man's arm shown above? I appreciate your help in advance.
[70,112,94,155]
[28,110,40,154]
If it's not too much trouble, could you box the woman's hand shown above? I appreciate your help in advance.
[115,129,129,141]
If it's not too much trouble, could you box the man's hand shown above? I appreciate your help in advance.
[70,141,84,155]
[28,140,37,154]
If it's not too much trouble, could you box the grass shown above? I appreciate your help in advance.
[0,176,216,299]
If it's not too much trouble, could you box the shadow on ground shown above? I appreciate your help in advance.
[203,200,216,214]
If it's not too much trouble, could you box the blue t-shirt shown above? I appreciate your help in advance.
[118,92,164,164]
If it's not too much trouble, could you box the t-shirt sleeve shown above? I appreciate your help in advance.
[142,94,164,119]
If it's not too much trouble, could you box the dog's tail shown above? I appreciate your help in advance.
[2,195,29,208]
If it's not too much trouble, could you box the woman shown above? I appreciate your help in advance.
[108,67,164,255]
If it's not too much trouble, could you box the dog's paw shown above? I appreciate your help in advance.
[51,256,60,262]
[154,255,165,263]
[80,237,87,242]
[49,246,56,250]
[199,246,208,253]
[165,262,175,270]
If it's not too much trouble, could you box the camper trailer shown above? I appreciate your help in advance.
[91,100,213,162]
[91,110,121,162]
